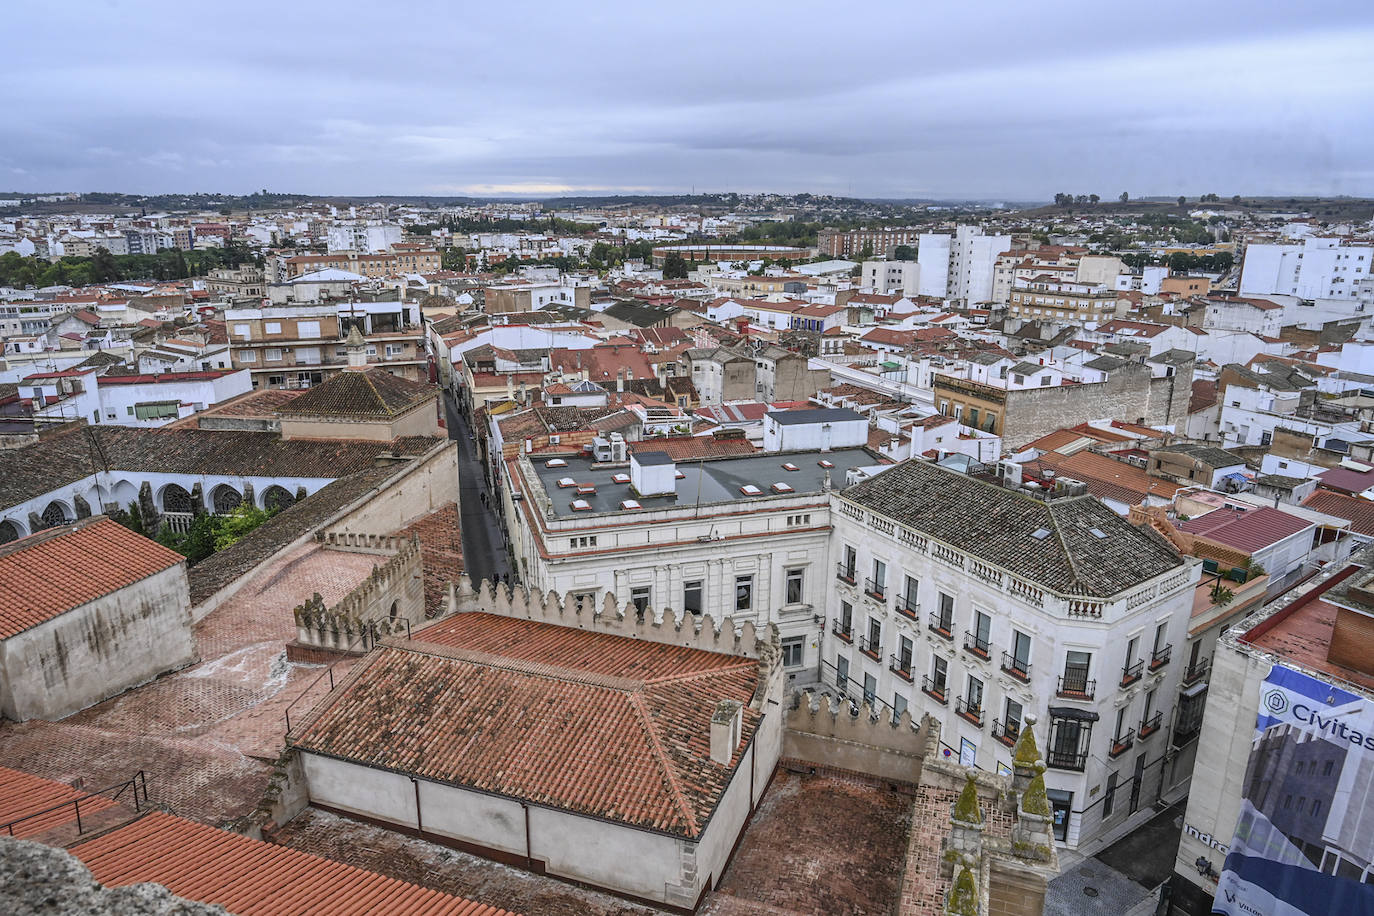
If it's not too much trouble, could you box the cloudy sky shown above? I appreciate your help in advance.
[4,1,1372,200]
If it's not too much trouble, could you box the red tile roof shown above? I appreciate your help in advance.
[0,518,184,641]
[1177,505,1312,553]
[628,436,757,460]
[293,613,760,838]
[1302,490,1374,537]
[1315,465,1374,496]
[72,810,515,916]
[0,765,119,839]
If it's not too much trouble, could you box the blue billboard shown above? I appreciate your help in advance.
[1214,664,1374,915]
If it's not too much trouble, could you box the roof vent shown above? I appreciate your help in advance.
[771,482,794,493]
[570,499,591,511]
[739,484,763,496]
[545,458,567,468]
[1031,528,1051,540]
[620,499,642,510]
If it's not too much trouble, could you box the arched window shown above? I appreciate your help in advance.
[389,601,399,621]
[0,520,20,544]
[212,485,242,514]
[40,502,69,529]
[263,485,295,511]
[162,484,193,513]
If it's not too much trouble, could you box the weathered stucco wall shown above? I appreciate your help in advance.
[0,563,193,721]
[782,691,926,784]
[327,443,459,532]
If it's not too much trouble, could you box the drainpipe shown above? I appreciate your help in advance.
[411,777,423,834]
[522,802,533,868]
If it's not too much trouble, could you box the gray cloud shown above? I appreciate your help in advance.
[2,1,1371,198]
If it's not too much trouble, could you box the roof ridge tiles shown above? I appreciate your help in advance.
[626,691,701,836]
[394,637,645,692]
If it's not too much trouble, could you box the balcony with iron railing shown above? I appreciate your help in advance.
[859,636,882,661]
[927,611,954,640]
[921,675,948,705]
[1046,748,1088,771]
[864,578,887,602]
[889,654,914,682]
[1001,652,1031,683]
[1182,657,1211,686]
[1056,674,1095,700]
[836,563,857,585]
[963,631,991,661]
[894,594,920,621]
[832,620,853,643]
[956,696,984,727]
[1150,644,1172,671]
[1120,659,1144,688]
[1109,729,1136,758]
[993,718,1020,747]
[1139,711,1163,739]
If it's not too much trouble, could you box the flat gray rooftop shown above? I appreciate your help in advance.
[531,447,876,517]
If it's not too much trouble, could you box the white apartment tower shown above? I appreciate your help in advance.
[918,226,1013,304]
[1240,236,1373,302]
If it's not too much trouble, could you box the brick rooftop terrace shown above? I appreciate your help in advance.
[0,540,376,825]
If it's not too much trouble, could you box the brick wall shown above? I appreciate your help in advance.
[1328,605,1374,675]
[988,864,1048,916]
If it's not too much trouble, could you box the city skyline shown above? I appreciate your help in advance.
[4,1,1372,200]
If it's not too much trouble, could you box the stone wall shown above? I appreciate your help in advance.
[1004,359,1194,446]
[325,442,459,532]
[291,535,425,653]
[782,689,926,784]
[0,563,194,721]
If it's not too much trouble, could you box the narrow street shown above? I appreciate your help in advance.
[443,390,511,587]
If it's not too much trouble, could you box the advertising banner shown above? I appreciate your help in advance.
[1215,664,1374,915]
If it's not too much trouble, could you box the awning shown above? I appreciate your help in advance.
[1048,706,1100,722]
[1181,681,1210,698]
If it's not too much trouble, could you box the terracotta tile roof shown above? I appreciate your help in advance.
[72,810,515,916]
[627,436,757,460]
[1177,505,1312,552]
[0,518,184,640]
[293,613,760,838]
[1302,490,1374,537]
[0,765,119,838]
[1244,597,1374,693]
[278,368,435,419]
[1315,465,1374,496]
[1029,450,1180,506]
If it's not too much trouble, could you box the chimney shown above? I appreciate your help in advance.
[710,700,743,766]
[344,324,367,369]
[617,370,624,393]
[506,374,514,402]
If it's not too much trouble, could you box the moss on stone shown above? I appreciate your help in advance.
[1021,771,1051,817]
[946,866,978,915]
[954,773,982,824]
[1012,722,1040,766]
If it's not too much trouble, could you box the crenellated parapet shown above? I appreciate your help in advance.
[315,529,410,555]
[786,689,923,752]
[447,575,777,660]
[292,535,424,652]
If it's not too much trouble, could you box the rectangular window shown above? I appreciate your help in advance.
[932,655,948,691]
[972,610,991,654]
[898,635,913,672]
[966,675,983,713]
[735,575,753,612]
[786,568,805,605]
[1005,698,1023,735]
[1012,630,1031,670]
[870,559,886,597]
[938,592,954,631]
[630,586,651,621]
[842,544,857,580]
[867,617,881,653]
[265,321,282,334]
[238,350,257,363]
[233,323,251,338]
[781,636,804,668]
[264,348,282,362]
[683,580,703,616]
[893,693,908,719]
[297,320,321,339]
[836,654,849,690]
[967,407,979,427]
[1104,772,1118,818]
[1063,650,1091,693]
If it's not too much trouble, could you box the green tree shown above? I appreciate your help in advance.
[214,503,274,552]
[1089,194,1100,205]
[857,243,874,261]
[1119,191,1129,203]
[89,247,120,282]
[441,247,468,271]
[1177,196,1187,207]
[892,245,915,261]
[662,251,689,279]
